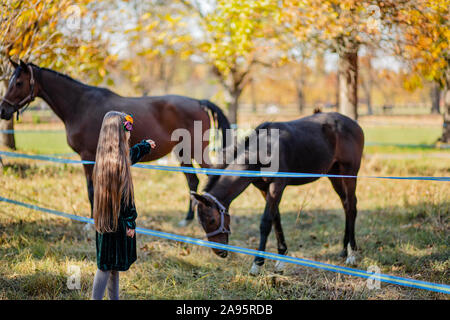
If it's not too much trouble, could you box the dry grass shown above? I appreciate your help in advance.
[0,152,448,300]
[1,114,448,299]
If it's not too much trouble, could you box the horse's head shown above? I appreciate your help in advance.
[191,192,230,258]
[1,59,36,120]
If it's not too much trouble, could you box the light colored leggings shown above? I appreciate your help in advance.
[91,269,120,300]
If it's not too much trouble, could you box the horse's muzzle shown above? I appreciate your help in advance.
[216,250,228,258]
[0,106,13,120]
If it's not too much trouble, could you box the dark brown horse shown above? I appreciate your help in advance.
[191,112,364,274]
[0,60,230,225]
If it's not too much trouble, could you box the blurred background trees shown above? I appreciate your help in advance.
[1,0,449,144]
[181,0,280,124]
[0,0,111,148]
[392,0,449,142]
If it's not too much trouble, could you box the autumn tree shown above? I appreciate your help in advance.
[119,0,192,96]
[0,0,110,149]
[359,51,376,115]
[395,0,449,142]
[181,0,279,124]
[289,55,310,114]
[277,32,313,114]
[282,0,408,120]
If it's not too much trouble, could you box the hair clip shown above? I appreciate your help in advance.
[123,114,134,132]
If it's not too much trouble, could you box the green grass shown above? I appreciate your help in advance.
[14,132,72,155]
[363,126,441,145]
[0,155,448,300]
[10,124,446,156]
[362,125,444,154]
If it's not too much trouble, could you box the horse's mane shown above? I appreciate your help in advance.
[28,63,84,85]
[29,63,111,94]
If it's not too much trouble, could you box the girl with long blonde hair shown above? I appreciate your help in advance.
[91,111,155,300]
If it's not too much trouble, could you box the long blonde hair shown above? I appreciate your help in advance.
[93,111,134,233]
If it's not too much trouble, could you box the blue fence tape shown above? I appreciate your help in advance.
[1,150,449,182]
[0,195,449,295]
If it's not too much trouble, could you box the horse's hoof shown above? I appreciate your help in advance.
[339,249,348,258]
[345,254,357,266]
[249,263,261,276]
[274,260,286,274]
[178,219,192,227]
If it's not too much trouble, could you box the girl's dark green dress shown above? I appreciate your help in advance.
[96,140,151,271]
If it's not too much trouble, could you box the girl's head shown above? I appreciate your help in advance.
[93,111,134,233]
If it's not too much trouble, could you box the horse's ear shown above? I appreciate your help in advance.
[190,192,212,207]
[19,60,29,72]
[9,58,18,69]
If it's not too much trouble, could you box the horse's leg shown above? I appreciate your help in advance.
[255,185,288,273]
[178,167,199,227]
[341,175,358,265]
[80,161,95,237]
[256,184,289,272]
[250,181,286,275]
[272,205,288,273]
[328,176,348,258]
[257,188,267,200]
[82,163,94,218]
[329,163,359,265]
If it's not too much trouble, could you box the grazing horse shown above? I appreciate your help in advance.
[0,60,230,224]
[191,112,364,274]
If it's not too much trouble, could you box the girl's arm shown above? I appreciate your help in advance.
[129,140,152,165]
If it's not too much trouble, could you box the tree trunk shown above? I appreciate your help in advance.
[0,80,15,149]
[163,57,177,94]
[297,87,305,114]
[363,56,373,115]
[250,77,257,113]
[0,119,15,149]
[228,90,240,125]
[430,82,441,114]
[441,87,450,143]
[440,64,450,143]
[362,80,373,115]
[335,72,339,111]
[366,88,373,115]
[338,46,358,120]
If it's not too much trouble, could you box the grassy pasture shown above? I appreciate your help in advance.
[0,115,449,300]
[12,126,443,155]
[12,113,444,155]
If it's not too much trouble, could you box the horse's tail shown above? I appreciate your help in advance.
[199,99,231,149]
